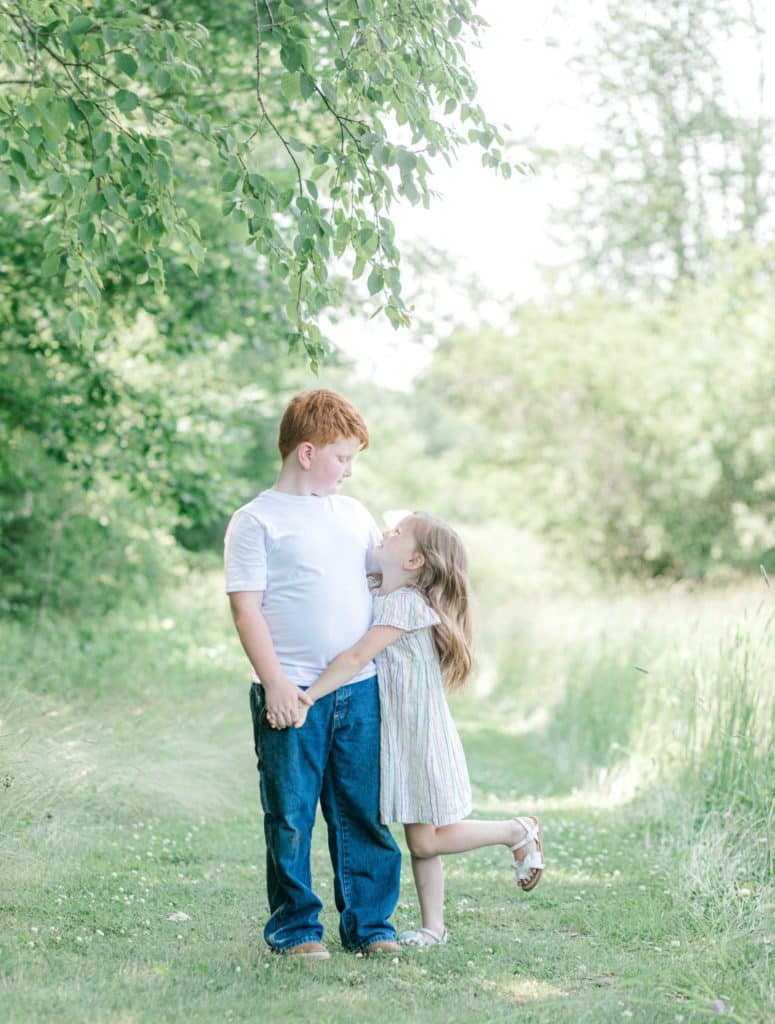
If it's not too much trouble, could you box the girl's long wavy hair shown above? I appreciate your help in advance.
[407,513,472,691]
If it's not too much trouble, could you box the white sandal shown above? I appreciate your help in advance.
[398,927,448,948]
[511,815,545,891]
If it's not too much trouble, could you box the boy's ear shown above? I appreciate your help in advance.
[297,442,314,470]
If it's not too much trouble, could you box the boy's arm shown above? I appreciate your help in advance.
[228,591,306,728]
[297,625,403,716]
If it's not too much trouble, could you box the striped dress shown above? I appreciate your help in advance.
[372,587,472,826]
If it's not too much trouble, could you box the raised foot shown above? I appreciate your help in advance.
[510,815,545,892]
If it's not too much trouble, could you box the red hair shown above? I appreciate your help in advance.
[278,389,369,459]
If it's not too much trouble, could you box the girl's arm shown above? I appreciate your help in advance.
[293,624,403,727]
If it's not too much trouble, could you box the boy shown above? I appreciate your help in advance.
[224,389,402,959]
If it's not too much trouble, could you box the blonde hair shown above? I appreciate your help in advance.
[407,513,472,691]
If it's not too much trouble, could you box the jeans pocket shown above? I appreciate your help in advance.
[249,683,266,770]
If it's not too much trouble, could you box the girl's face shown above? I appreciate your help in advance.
[375,517,420,573]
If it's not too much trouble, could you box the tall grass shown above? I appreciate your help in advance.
[461,522,774,1016]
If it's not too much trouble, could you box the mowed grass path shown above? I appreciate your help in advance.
[1,573,771,1023]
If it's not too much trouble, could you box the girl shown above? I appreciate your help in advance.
[284,512,544,947]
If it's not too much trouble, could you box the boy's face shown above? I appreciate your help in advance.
[307,436,361,496]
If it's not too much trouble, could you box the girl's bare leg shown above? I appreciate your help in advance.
[409,852,445,935]
[403,819,539,935]
[405,818,535,857]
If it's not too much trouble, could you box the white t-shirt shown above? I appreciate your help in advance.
[224,489,382,688]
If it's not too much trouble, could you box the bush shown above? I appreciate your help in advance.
[418,243,775,578]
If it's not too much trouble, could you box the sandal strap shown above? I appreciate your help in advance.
[399,927,448,947]
[509,816,539,853]
[513,849,545,881]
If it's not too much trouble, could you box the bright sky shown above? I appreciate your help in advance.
[334,1,775,388]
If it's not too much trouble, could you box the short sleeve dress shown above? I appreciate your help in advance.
[372,587,472,826]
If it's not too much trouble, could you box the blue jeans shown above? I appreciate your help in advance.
[250,676,401,951]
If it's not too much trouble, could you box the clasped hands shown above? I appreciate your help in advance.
[265,683,313,730]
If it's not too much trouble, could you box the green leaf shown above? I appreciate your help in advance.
[69,15,94,35]
[47,172,67,195]
[352,254,366,280]
[281,72,301,101]
[154,155,171,185]
[367,267,384,295]
[93,129,112,156]
[41,251,61,278]
[305,179,318,199]
[220,169,241,192]
[154,68,171,91]
[19,103,37,127]
[82,276,101,300]
[78,220,96,245]
[67,309,85,334]
[280,40,305,73]
[115,52,139,77]
[92,155,110,177]
[396,148,416,174]
[299,73,316,100]
[50,98,71,136]
[103,186,120,210]
[448,17,462,36]
[115,90,140,113]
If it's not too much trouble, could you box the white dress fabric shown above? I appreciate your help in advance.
[372,587,472,826]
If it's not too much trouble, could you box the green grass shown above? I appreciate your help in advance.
[1,566,773,1023]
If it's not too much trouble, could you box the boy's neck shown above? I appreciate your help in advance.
[273,462,316,496]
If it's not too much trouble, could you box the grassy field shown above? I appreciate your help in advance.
[1,558,772,1023]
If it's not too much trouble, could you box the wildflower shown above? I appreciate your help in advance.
[711,999,724,1014]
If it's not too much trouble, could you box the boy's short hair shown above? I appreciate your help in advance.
[278,389,369,459]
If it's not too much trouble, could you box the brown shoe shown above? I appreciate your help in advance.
[280,941,330,959]
[362,939,401,955]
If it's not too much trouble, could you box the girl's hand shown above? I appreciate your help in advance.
[293,690,314,729]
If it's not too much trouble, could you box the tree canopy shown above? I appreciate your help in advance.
[1,1,511,613]
[0,0,510,358]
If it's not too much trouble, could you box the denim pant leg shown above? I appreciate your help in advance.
[250,684,331,951]
[318,676,402,950]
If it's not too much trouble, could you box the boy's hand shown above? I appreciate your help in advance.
[266,686,313,730]
[264,677,305,730]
